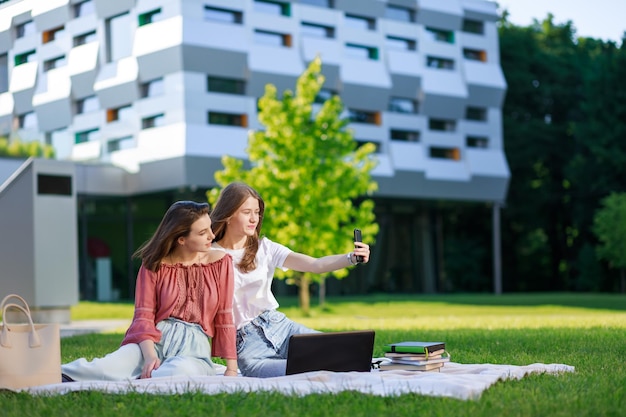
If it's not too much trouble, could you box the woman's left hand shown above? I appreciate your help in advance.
[354,241,370,264]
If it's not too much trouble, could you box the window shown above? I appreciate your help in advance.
[207,76,246,95]
[0,54,7,94]
[43,26,65,43]
[390,129,420,142]
[74,0,95,17]
[467,136,489,148]
[345,43,378,60]
[301,22,335,38]
[348,109,380,125]
[16,20,36,38]
[142,114,165,129]
[463,48,487,62]
[43,56,67,72]
[425,27,454,43]
[385,36,416,51]
[314,89,336,104]
[138,8,162,26]
[429,118,456,132]
[74,31,97,46]
[75,128,99,144]
[345,14,376,31]
[385,5,415,22]
[388,97,417,114]
[254,30,291,47]
[140,78,164,98]
[430,146,460,160]
[106,105,132,123]
[299,0,333,7]
[107,136,134,152]
[105,13,132,62]
[426,56,454,70]
[208,112,248,127]
[466,107,487,121]
[17,112,37,129]
[203,6,243,23]
[462,19,484,35]
[254,0,290,16]
[14,50,36,66]
[75,96,99,114]
[355,140,381,153]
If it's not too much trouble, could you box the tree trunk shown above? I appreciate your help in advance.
[298,275,311,316]
[318,278,325,307]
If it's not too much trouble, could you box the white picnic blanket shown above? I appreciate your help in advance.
[24,362,574,400]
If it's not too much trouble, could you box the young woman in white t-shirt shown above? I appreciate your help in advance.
[210,182,370,377]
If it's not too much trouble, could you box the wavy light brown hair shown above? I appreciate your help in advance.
[133,201,210,272]
[210,182,265,273]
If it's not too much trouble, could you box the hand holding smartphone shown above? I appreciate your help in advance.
[353,229,364,263]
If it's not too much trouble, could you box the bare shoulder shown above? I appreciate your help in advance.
[203,248,227,264]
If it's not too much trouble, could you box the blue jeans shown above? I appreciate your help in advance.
[236,310,318,378]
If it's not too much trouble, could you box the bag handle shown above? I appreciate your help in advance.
[1,303,41,348]
[0,294,31,315]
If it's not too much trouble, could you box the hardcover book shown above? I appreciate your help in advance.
[379,361,445,372]
[384,349,446,360]
[383,341,445,354]
[389,356,450,366]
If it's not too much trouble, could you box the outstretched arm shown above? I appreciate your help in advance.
[283,242,370,274]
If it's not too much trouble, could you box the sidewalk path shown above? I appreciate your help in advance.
[60,319,130,338]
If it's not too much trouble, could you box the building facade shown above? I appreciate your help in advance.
[0,0,509,300]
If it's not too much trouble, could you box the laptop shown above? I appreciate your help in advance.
[285,330,375,375]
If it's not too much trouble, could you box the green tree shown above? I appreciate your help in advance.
[207,56,379,313]
[499,15,586,290]
[593,192,626,292]
[0,136,55,159]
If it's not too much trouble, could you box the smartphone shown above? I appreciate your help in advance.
[353,229,364,263]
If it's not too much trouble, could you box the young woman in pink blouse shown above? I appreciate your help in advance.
[61,201,238,381]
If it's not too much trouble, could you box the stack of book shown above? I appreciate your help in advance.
[379,341,449,372]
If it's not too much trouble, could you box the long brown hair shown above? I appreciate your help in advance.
[211,182,265,273]
[133,201,210,271]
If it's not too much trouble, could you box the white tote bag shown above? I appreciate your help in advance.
[0,294,61,390]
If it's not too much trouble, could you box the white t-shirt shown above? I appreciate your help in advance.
[212,237,292,329]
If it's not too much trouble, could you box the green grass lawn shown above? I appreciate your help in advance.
[2,293,625,417]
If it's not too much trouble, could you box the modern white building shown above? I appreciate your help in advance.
[0,0,509,302]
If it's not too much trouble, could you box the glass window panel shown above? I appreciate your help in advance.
[74,0,95,17]
[301,22,334,38]
[345,14,375,30]
[207,77,246,94]
[390,129,420,142]
[106,13,133,62]
[254,30,285,46]
[74,31,97,46]
[385,5,414,22]
[386,36,416,51]
[16,21,36,38]
[140,78,164,98]
[254,0,290,16]
[467,136,489,148]
[299,0,332,7]
[76,96,100,114]
[0,54,8,93]
[462,19,484,35]
[204,6,243,23]
[389,98,417,114]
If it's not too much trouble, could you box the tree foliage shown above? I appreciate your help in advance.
[207,56,379,312]
[498,13,626,292]
[593,193,626,269]
[0,136,55,159]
